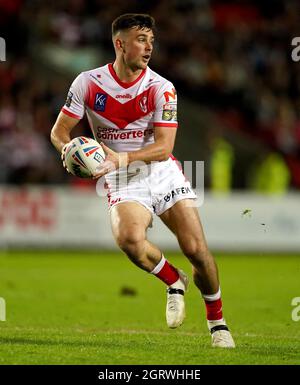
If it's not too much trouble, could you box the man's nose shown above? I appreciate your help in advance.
[146,42,152,51]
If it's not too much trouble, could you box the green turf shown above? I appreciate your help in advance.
[0,251,299,364]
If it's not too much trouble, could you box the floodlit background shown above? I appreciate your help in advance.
[0,0,300,366]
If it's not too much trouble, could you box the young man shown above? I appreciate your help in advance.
[51,13,235,348]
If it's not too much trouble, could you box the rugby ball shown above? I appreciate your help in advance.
[64,136,105,178]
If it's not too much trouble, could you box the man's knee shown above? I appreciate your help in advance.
[116,230,145,257]
[179,236,209,261]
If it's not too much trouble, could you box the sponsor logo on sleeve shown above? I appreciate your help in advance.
[163,88,177,103]
[162,103,177,121]
[163,102,176,111]
[94,93,107,111]
[65,91,73,107]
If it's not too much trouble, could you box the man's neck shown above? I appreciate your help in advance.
[113,59,144,83]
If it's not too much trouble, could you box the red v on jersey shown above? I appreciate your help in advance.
[62,63,177,153]
[86,81,155,129]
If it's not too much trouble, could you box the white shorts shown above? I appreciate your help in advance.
[105,157,197,216]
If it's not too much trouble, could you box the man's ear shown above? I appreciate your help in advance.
[115,38,124,51]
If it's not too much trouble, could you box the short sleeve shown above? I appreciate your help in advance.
[153,81,178,128]
[61,73,86,120]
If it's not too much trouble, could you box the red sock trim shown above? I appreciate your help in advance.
[205,298,223,320]
[154,260,179,286]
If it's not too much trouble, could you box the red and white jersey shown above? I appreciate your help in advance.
[61,63,178,153]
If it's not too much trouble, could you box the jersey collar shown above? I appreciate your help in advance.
[108,63,146,89]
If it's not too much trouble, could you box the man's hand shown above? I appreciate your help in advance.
[61,142,71,173]
[92,143,128,179]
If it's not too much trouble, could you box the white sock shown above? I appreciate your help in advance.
[207,318,227,330]
[170,276,185,290]
[150,255,166,275]
[202,287,221,302]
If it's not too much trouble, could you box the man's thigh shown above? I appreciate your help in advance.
[110,201,153,241]
[159,199,208,247]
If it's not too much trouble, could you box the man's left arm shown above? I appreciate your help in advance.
[94,126,177,177]
[128,125,177,163]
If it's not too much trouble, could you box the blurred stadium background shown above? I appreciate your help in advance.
[0,0,300,365]
[1,0,300,251]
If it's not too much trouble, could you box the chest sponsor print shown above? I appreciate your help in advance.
[94,93,107,111]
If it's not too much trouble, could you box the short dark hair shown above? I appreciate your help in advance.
[112,13,155,36]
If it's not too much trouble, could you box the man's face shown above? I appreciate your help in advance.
[117,27,154,70]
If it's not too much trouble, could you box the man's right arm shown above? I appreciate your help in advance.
[50,111,80,153]
[51,72,85,154]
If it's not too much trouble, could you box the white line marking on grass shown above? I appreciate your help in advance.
[73,328,300,340]
[6,327,300,341]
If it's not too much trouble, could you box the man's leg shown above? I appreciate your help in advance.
[110,201,188,327]
[160,199,235,347]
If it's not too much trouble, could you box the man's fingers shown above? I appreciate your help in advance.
[92,160,116,179]
[62,160,70,173]
[96,160,116,173]
[92,169,107,179]
[92,167,109,179]
[100,142,114,155]
[61,143,71,173]
[92,173,103,180]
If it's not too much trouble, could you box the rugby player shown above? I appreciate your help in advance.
[50,13,235,348]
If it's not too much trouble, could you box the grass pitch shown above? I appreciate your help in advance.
[0,250,299,365]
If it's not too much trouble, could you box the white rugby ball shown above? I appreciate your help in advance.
[64,136,105,178]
